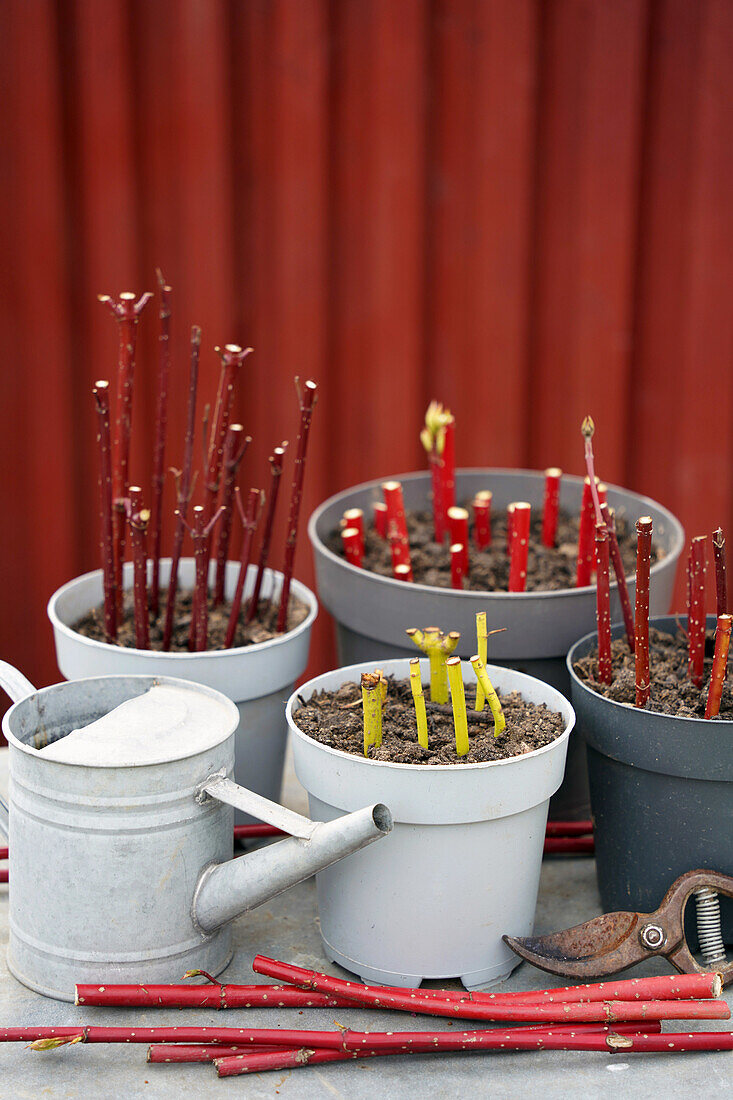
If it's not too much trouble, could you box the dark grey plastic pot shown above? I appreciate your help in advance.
[568,615,733,942]
[309,469,684,819]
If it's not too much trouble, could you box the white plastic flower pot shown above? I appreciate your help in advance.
[287,657,575,989]
[48,558,317,821]
[308,469,684,821]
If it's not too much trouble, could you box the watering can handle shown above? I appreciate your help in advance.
[0,660,37,705]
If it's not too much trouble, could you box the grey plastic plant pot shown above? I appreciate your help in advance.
[287,657,574,990]
[568,615,733,943]
[47,558,317,823]
[308,468,684,820]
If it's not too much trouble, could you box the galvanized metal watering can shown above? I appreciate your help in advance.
[0,662,392,1001]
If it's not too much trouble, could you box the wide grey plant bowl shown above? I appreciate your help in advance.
[568,614,733,942]
[309,468,684,819]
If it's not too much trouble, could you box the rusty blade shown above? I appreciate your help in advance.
[503,911,649,978]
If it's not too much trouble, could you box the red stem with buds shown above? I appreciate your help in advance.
[162,327,201,650]
[98,290,153,615]
[251,957,728,1024]
[203,345,252,524]
[634,516,653,707]
[343,508,364,555]
[92,381,117,641]
[213,426,251,605]
[182,505,225,651]
[246,446,287,623]
[576,478,597,587]
[5,1024,730,1054]
[341,527,363,568]
[277,380,318,633]
[373,502,388,539]
[472,492,492,549]
[450,544,465,590]
[214,1028,733,1076]
[394,563,414,583]
[508,503,531,592]
[126,486,150,649]
[59,971,733,1014]
[148,1044,284,1063]
[541,468,562,548]
[595,523,613,684]
[76,984,366,1010]
[688,535,707,688]
[600,502,635,651]
[150,273,172,616]
[448,507,469,573]
[382,480,411,574]
[225,488,264,648]
[581,416,604,524]
[713,527,727,617]
[705,613,732,718]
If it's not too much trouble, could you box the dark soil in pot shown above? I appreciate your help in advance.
[74,590,310,652]
[328,507,661,592]
[572,625,732,718]
[292,675,565,765]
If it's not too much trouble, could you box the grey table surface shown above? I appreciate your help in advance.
[0,746,730,1100]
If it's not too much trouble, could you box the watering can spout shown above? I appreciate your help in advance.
[193,801,392,935]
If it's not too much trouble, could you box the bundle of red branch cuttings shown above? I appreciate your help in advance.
[340,407,637,596]
[588,472,730,717]
[90,276,317,652]
[7,959,730,1079]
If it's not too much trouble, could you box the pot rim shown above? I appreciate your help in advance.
[308,467,685,600]
[566,613,733,726]
[3,673,240,767]
[287,655,574,774]
[47,560,318,662]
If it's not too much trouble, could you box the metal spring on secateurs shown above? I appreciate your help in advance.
[694,887,728,968]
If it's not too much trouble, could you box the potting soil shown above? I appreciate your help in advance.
[293,674,565,765]
[75,589,310,651]
[328,506,660,592]
[573,625,733,718]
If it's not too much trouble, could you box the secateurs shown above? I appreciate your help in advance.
[504,869,733,986]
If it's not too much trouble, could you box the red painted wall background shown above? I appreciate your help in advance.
[1,0,732,716]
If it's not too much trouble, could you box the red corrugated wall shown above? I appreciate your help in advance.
[1,0,732,714]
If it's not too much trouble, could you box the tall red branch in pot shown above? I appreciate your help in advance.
[182,505,225,652]
[246,446,287,624]
[595,523,612,684]
[203,345,252,528]
[226,489,264,648]
[150,272,172,616]
[126,486,150,651]
[92,381,117,641]
[713,527,727,617]
[277,380,317,633]
[576,477,597,587]
[705,613,732,719]
[600,502,635,652]
[213,425,251,606]
[98,290,153,616]
[634,517,653,707]
[688,535,707,688]
[162,327,201,651]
